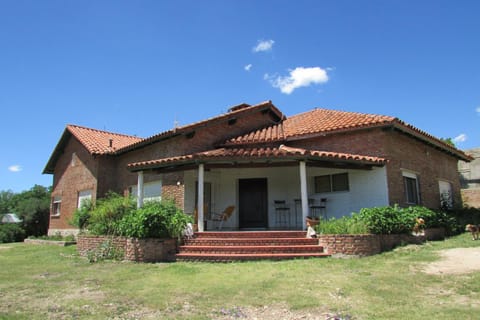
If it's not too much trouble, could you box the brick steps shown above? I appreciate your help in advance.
[176,252,330,262]
[176,231,330,262]
[184,238,318,246]
[179,245,323,254]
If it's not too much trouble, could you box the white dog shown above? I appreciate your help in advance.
[183,223,194,240]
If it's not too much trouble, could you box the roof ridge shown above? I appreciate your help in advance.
[66,124,143,140]
[121,100,283,153]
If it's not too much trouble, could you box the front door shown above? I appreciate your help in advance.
[239,178,268,229]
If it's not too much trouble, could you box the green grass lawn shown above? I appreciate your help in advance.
[1,234,479,320]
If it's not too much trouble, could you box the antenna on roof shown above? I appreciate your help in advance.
[173,115,179,132]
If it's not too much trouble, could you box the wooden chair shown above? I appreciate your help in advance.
[210,205,235,230]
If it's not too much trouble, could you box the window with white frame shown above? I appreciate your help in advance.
[77,190,93,209]
[403,171,420,205]
[130,180,162,202]
[52,196,61,216]
[314,173,349,193]
[438,180,453,209]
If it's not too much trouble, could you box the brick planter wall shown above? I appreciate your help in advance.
[424,227,446,241]
[77,235,177,262]
[318,234,427,257]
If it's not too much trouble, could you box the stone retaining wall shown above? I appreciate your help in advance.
[77,236,177,262]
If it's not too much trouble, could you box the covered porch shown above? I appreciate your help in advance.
[128,145,388,232]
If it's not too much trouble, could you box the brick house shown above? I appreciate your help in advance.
[43,101,471,235]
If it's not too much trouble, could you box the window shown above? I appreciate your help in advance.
[77,190,92,209]
[403,171,419,204]
[314,173,349,193]
[52,196,61,216]
[130,180,162,202]
[439,180,453,209]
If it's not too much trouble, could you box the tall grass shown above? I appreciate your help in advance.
[316,215,369,234]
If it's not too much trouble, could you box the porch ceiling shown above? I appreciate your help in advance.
[127,145,387,173]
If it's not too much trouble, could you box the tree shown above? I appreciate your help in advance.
[0,190,15,214]
[441,138,455,147]
[11,185,51,237]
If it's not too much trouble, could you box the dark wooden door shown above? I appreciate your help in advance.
[239,178,268,229]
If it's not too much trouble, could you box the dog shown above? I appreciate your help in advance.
[465,224,479,240]
[183,223,194,240]
[412,218,425,235]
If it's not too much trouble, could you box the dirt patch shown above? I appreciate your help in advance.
[423,247,480,275]
[210,304,350,320]
[0,246,12,250]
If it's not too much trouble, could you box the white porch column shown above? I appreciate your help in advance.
[299,161,309,230]
[197,163,205,232]
[137,171,144,208]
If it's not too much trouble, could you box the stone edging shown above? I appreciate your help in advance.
[24,238,77,247]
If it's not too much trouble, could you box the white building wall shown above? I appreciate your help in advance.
[183,165,389,230]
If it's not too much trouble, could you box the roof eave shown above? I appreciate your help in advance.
[390,122,473,162]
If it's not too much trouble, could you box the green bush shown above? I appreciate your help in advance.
[356,205,416,234]
[73,192,192,239]
[0,223,26,243]
[70,199,93,231]
[447,207,480,234]
[316,214,368,235]
[86,193,136,236]
[117,200,192,239]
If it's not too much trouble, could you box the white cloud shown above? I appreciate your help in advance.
[8,165,22,172]
[476,107,480,115]
[267,66,329,94]
[453,133,467,143]
[244,64,252,71]
[253,39,274,52]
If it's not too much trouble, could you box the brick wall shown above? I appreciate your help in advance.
[461,189,480,208]
[318,233,426,256]
[49,138,98,230]
[77,235,177,262]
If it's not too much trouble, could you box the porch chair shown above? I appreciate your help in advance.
[210,205,235,230]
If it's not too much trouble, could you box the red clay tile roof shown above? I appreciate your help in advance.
[224,108,472,161]
[67,125,143,155]
[43,125,143,174]
[127,144,387,171]
[227,108,395,144]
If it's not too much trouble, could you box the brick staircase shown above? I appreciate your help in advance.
[176,231,330,262]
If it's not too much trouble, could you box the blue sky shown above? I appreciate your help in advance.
[1,0,479,192]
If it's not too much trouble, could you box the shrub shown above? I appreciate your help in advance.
[117,200,192,239]
[316,214,368,235]
[447,207,480,234]
[70,199,93,231]
[356,205,416,235]
[86,193,136,236]
[0,223,26,243]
